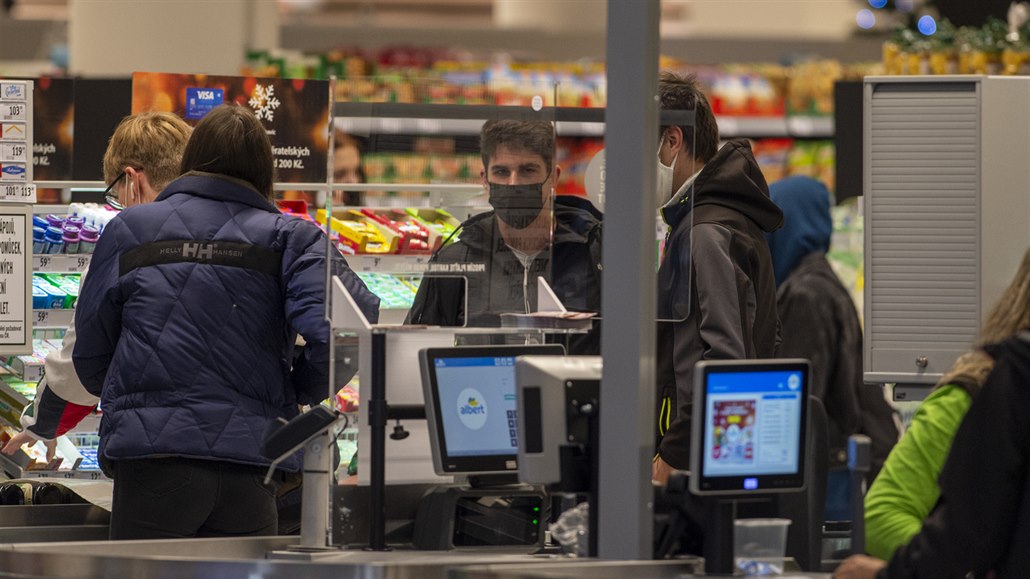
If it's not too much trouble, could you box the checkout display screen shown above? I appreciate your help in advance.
[701,370,804,479]
[434,356,519,457]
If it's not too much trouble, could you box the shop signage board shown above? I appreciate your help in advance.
[0,204,32,354]
[31,77,75,181]
[0,80,36,355]
[132,72,330,183]
[0,80,36,204]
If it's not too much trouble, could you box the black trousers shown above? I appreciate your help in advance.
[110,457,278,540]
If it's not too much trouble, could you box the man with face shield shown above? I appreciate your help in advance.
[652,72,784,485]
[406,120,603,354]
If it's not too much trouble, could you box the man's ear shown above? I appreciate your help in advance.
[664,125,685,156]
[124,166,142,205]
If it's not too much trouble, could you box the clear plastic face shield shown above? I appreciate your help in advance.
[394,101,559,333]
[321,81,567,492]
[655,107,698,324]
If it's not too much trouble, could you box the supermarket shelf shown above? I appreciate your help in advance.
[334,102,833,138]
[18,469,106,481]
[717,115,835,138]
[34,182,104,190]
[33,254,90,273]
[786,116,835,137]
[33,308,73,329]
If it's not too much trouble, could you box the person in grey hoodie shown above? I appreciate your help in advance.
[652,71,784,484]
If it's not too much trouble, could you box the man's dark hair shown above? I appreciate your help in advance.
[658,71,719,164]
[180,104,275,199]
[480,120,555,173]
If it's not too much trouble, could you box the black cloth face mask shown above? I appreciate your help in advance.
[488,181,547,229]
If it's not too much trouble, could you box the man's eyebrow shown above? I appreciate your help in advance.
[489,160,545,171]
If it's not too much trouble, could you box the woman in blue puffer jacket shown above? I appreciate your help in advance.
[73,103,379,539]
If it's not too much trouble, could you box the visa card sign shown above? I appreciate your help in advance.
[133,72,329,183]
[185,88,224,120]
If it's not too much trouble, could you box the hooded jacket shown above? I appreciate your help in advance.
[882,331,1030,579]
[72,172,380,472]
[405,195,602,353]
[656,139,784,469]
[768,176,898,474]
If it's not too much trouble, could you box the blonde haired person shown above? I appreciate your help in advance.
[836,247,1030,577]
[2,112,192,456]
[101,111,192,208]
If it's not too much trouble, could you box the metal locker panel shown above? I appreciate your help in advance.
[864,79,980,384]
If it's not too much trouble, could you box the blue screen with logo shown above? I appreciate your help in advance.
[701,370,804,479]
[434,356,519,457]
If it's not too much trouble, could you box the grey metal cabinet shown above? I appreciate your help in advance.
[864,76,1030,385]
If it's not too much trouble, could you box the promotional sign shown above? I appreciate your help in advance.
[132,72,330,183]
[31,77,74,182]
[0,206,31,353]
[0,80,35,203]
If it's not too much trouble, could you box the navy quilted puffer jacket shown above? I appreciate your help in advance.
[73,172,379,471]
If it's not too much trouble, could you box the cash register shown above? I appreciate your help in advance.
[411,344,563,550]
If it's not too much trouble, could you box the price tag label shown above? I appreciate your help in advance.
[0,82,27,102]
[0,162,26,182]
[34,310,49,325]
[72,255,90,272]
[0,143,27,162]
[0,183,35,202]
[34,254,90,272]
[0,103,26,122]
[33,254,50,271]
[717,117,739,137]
[0,122,26,142]
[789,116,815,136]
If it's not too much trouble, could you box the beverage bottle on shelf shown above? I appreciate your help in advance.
[61,226,80,254]
[44,214,64,230]
[32,227,46,254]
[43,227,64,254]
[78,226,99,254]
[65,216,85,232]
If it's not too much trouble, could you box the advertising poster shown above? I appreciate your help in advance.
[0,208,29,350]
[32,77,74,182]
[710,400,755,464]
[131,72,329,183]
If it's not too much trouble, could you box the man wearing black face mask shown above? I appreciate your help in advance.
[406,120,603,354]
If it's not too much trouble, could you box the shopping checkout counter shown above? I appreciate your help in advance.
[0,283,847,578]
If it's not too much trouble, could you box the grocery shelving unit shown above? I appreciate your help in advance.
[334,101,834,139]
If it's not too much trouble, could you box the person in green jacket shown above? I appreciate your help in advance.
[862,246,1030,562]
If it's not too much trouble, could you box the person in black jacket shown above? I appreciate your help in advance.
[835,330,1030,579]
[652,72,784,484]
[406,120,603,353]
[766,176,898,515]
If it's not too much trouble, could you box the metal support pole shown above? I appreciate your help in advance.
[299,431,330,548]
[599,0,660,560]
[703,499,736,575]
[848,434,872,556]
[367,332,389,551]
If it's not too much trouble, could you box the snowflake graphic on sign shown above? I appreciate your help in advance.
[248,84,281,122]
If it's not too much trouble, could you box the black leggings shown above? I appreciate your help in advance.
[110,457,278,540]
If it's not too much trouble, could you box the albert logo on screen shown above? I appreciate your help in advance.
[457,388,488,430]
